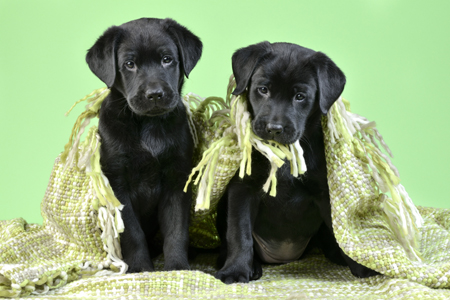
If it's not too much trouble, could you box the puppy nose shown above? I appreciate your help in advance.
[266,123,284,135]
[145,89,164,101]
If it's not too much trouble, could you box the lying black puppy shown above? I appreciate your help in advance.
[85,18,202,272]
[215,42,378,283]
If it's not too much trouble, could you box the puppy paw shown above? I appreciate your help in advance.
[341,251,380,278]
[250,257,262,281]
[126,262,154,273]
[123,253,154,273]
[215,264,257,284]
[350,264,380,278]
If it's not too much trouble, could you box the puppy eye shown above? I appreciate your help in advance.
[257,87,268,95]
[295,93,306,101]
[124,61,136,69]
[162,55,173,64]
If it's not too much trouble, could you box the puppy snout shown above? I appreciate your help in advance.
[266,123,284,135]
[145,89,164,101]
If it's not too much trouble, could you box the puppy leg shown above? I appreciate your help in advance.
[215,182,261,284]
[120,201,154,273]
[159,190,191,271]
[308,222,347,266]
[215,190,228,270]
[340,251,380,278]
[316,193,379,277]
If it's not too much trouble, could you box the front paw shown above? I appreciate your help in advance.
[215,260,262,284]
[215,266,252,284]
[124,252,154,273]
[126,261,154,273]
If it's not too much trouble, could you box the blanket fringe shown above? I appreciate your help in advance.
[61,88,127,274]
[327,97,423,261]
[79,127,127,274]
[61,87,110,167]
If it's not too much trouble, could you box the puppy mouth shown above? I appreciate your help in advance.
[127,96,179,116]
[129,105,177,117]
[267,135,299,145]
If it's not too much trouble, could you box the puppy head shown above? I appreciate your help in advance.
[232,42,345,144]
[86,18,202,116]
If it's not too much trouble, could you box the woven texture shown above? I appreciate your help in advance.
[5,251,450,299]
[1,87,450,298]
[0,157,114,297]
[186,95,239,249]
[323,117,450,288]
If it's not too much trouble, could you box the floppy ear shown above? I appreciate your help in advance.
[164,18,203,78]
[231,41,272,95]
[86,26,124,87]
[309,52,346,114]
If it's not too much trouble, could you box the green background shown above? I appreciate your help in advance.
[1,0,449,224]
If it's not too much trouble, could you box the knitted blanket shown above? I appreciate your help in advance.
[1,84,450,299]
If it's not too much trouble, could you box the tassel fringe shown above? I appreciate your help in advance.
[328,97,423,261]
[61,88,110,166]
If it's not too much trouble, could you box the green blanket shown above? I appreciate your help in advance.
[1,87,450,299]
[2,249,450,299]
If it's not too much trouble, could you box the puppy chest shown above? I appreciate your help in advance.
[140,131,175,157]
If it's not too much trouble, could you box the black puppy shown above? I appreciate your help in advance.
[86,18,202,272]
[215,42,378,283]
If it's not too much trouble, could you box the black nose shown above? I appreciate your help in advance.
[145,89,164,101]
[266,123,284,135]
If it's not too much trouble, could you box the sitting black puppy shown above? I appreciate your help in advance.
[215,41,378,283]
[85,18,202,272]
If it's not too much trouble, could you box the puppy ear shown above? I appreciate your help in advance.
[310,52,346,114]
[86,26,124,88]
[232,41,272,95]
[164,18,203,78]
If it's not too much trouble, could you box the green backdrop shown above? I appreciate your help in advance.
[1,0,449,224]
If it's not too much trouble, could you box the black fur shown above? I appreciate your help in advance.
[215,42,378,283]
[86,18,202,272]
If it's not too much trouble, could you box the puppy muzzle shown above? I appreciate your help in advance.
[127,87,179,116]
[252,120,300,145]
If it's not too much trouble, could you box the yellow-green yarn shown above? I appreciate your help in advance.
[326,97,422,261]
[61,87,110,164]
[0,156,118,297]
[60,88,122,209]
[81,127,122,208]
